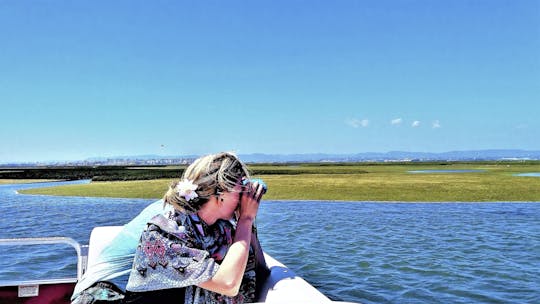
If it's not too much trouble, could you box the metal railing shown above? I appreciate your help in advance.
[0,237,88,287]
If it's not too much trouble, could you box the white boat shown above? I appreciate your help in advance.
[0,226,357,303]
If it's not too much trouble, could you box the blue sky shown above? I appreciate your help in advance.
[1,1,539,162]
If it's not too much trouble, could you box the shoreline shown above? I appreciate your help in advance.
[0,179,63,185]
[12,188,540,204]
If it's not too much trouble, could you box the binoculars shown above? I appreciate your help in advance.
[242,178,267,195]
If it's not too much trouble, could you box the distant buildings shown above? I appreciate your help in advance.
[1,150,540,167]
[1,157,195,167]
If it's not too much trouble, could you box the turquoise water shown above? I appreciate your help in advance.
[1,181,539,303]
[408,170,485,173]
[514,172,540,177]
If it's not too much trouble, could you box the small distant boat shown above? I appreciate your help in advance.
[0,226,357,303]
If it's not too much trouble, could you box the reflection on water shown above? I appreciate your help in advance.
[1,181,540,304]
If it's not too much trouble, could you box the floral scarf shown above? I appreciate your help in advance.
[126,210,256,304]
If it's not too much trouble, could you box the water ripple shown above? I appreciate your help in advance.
[1,184,539,303]
[257,201,540,304]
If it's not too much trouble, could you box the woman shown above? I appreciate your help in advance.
[123,152,268,303]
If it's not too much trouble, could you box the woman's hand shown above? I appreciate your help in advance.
[237,180,265,221]
[199,180,265,297]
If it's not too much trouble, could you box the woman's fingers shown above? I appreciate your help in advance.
[254,183,264,201]
[248,181,265,202]
[238,182,264,219]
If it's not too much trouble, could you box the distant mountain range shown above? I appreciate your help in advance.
[2,150,539,167]
[237,149,540,163]
[79,149,540,163]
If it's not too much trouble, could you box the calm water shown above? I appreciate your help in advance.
[408,170,485,173]
[1,181,540,304]
[514,173,540,177]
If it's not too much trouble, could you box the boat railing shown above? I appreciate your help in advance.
[0,236,88,288]
[0,232,360,303]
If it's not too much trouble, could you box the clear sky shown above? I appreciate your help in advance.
[1,1,539,163]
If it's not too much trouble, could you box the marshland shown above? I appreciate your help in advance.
[4,161,540,202]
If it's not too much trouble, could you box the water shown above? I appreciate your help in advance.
[408,170,485,173]
[514,173,540,177]
[1,181,540,303]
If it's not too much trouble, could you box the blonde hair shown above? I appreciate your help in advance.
[164,152,250,213]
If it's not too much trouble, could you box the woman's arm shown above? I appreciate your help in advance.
[198,217,254,297]
[198,181,265,297]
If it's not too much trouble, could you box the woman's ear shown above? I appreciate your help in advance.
[213,194,224,206]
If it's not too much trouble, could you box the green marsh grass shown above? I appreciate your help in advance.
[17,162,540,202]
[0,179,59,185]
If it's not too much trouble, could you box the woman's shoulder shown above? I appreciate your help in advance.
[146,210,190,239]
